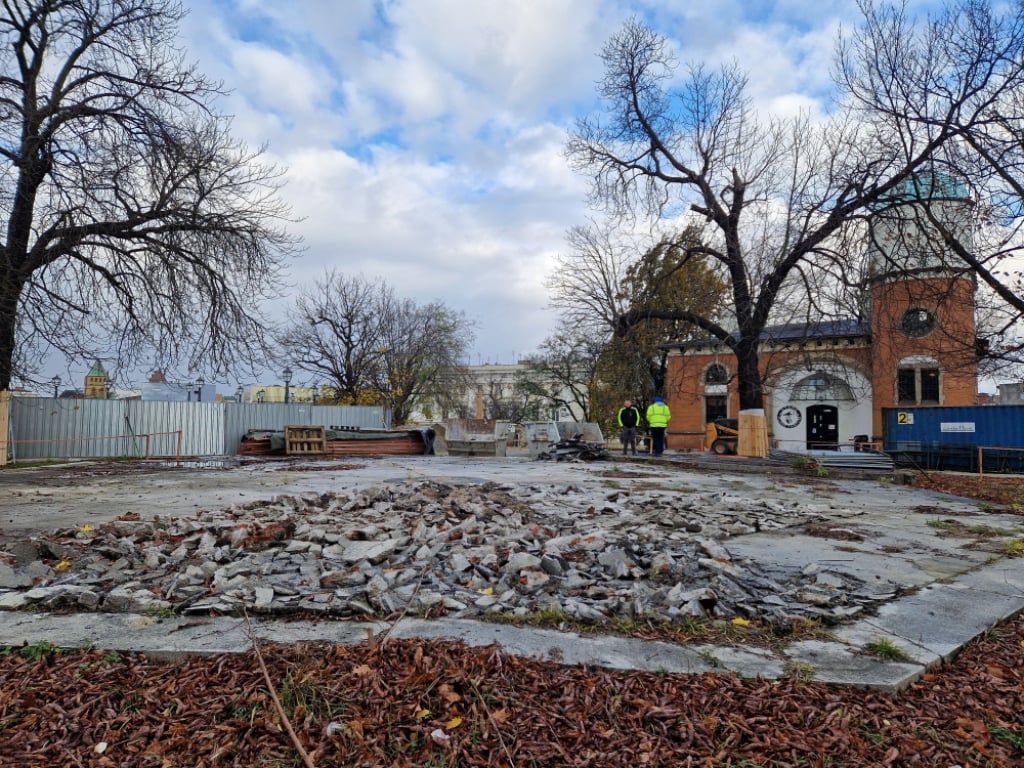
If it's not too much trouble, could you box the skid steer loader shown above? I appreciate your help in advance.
[705,417,739,455]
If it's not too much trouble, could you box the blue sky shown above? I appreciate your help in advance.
[66,0,947,391]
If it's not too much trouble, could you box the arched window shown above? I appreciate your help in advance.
[790,371,855,401]
[704,363,728,385]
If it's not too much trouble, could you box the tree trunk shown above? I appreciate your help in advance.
[734,339,769,458]
[0,273,20,392]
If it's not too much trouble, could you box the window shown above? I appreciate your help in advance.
[790,371,855,401]
[705,364,728,385]
[897,369,917,404]
[901,308,936,338]
[897,366,940,404]
[705,395,727,424]
[920,368,940,402]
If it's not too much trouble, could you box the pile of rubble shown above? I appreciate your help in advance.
[536,433,608,461]
[0,480,889,624]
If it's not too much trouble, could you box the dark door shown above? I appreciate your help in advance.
[806,404,838,450]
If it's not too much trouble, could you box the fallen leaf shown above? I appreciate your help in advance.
[430,728,451,746]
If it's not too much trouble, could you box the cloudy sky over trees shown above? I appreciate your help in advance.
[173,0,895,370]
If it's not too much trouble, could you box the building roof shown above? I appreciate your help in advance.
[664,319,868,351]
[86,359,108,378]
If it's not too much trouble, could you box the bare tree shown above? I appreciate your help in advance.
[277,272,386,404]
[478,375,546,423]
[279,272,474,425]
[375,298,473,426]
[837,0,1024,375]
[567,13,1022,454]
[0,0,299,391]
[519,319,603,424]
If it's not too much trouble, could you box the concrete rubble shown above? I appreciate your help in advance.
[2,454,1024,692]
[0,479,891,624]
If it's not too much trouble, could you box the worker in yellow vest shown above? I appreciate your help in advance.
[645,396,671,456]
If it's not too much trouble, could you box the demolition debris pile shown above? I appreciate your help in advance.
[0,480,892,623]
[536,433,608,461]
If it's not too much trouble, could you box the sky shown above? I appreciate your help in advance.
[49,0,945,392]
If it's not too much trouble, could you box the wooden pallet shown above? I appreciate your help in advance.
[284,425,326,455]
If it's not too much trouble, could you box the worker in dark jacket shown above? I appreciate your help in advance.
[617,399,641,455]
[645,396,671,456]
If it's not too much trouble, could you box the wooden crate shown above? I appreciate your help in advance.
[284,425,326,455]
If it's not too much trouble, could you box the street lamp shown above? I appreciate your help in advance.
[50,375,60,398]
[256,389,265,403]
[195,377,205,402]
[311,384,319,405]
[235,385,244,403]
[282,366,292,404]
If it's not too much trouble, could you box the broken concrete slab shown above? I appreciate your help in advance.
[783,639,926,693]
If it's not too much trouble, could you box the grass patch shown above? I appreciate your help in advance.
[862,636,911,661]
[782,660,816,681]
[927,518,1013,538]
[989,725,1024,751]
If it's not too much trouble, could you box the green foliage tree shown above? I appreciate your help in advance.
[547,221,728,432]
[602,230,728,405]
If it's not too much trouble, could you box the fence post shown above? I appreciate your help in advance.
[0,390,8,467]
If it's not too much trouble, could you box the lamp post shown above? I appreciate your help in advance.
[235,386,244,403]
[256,389,265,403]
[282,366,292,404]
[312,384,319,405]
[50,375,60,398]
[195,377,205,402]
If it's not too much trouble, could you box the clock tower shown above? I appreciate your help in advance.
[866,174,978,436]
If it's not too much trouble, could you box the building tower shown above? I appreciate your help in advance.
[84,360,109,400]
[867,174,978,437]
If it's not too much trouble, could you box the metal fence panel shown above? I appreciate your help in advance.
[124,400,224,457]
[9,398,388,459]
[11,397,131,460]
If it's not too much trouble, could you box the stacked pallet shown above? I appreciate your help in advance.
[284,426,327,455]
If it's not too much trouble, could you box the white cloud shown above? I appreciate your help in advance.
[170,0,898,373]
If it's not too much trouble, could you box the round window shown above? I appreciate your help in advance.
[900,308,936,338]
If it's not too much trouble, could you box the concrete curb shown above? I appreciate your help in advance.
[2,555,1021,694]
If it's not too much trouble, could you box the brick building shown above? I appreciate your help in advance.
[662,178,980,453]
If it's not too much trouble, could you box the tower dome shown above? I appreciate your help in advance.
[868,172,974,282]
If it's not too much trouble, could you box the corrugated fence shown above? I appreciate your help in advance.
[9,398,388,460]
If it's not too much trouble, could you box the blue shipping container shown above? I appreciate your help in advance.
[883,405,1024,472]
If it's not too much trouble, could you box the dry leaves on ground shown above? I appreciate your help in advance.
[2,612,1023,767]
